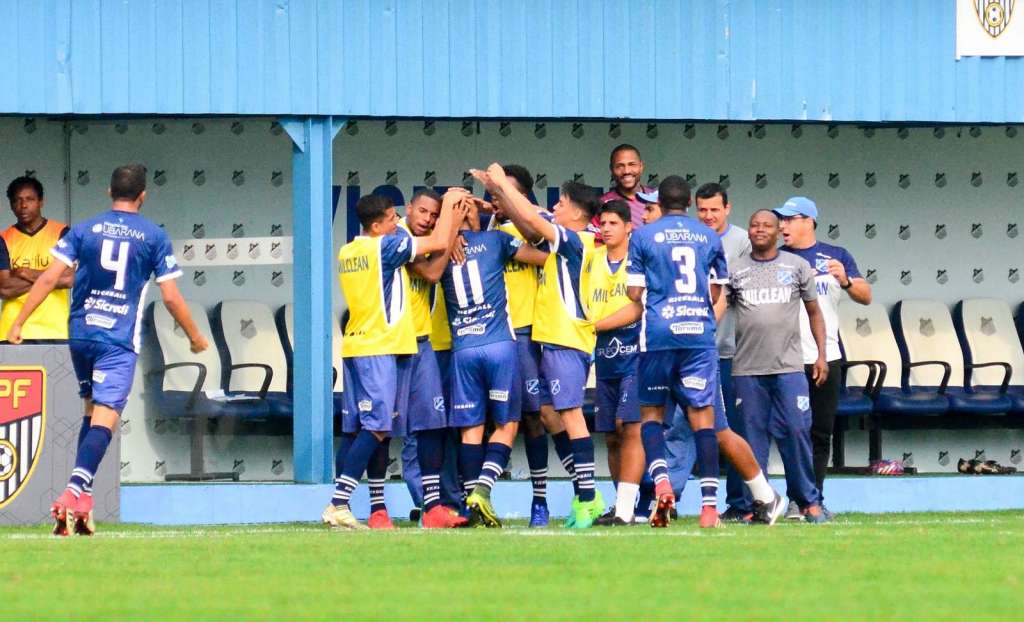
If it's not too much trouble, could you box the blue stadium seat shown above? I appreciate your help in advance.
[954,299,1023,413]
[212,301,293,418]
[145,301,271,481]
[838,300,949,417]
[275,303,346,418]
[893,300,1012,416]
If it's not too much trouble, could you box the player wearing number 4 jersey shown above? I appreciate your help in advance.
[6,165,209,536]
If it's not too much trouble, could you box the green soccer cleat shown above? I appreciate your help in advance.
[466,491,502,528]
[569,490,605,530]
[563,496,581,528]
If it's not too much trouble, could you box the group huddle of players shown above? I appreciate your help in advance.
[329,154,799,530]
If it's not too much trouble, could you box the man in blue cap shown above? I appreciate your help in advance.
[776,196,872,519]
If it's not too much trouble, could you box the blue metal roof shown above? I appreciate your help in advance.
[0,0,1021,122]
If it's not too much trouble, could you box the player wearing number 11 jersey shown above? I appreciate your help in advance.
[6,164,209,536]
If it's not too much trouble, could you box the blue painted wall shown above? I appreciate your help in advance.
[1,0,1021,122]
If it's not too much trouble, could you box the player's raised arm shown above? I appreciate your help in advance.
[4,259,65,344]
[414,188,467,257]
[159,278,208,353]
[408,197,471,283]
[471,164,554,245]
[511,243,548,267]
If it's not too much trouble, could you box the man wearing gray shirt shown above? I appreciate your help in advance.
[724,210,829,523]
[696,183,753,520]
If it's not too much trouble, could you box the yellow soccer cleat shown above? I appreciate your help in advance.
[322,504,369,530]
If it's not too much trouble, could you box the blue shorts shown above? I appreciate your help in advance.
[341,354,412,435]
[638,348,721,411]
[515,329,542,413]
[406,338,447,432]
[435,348,453,409]
[539,344,591,411]
[594,374,641,432]
[451,341,521,428]
[69,339,137,412]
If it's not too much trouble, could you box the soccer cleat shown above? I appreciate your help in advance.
[752,491,787,526]
[784,500,803,521]
[650,480,675,528]
[422,504,469,528]
[409,507,422,522]
[367,509,395,530]
[821,505,836,521]
[593,506,617,526]
[51,489,76,537]
[529,501,550,528]
[803,504,829,524]
[720,506,753,524]
[699,505,722,528]
[72,493,96,536]
[563,496,581,528]
[466,491,502,528]
[322,504,368,530]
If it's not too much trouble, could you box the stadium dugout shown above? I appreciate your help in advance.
[1,0,1023,526]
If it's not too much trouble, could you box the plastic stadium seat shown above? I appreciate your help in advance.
[838,301,949,416]
[954,299,1023,413]
[213,301,293,418]
[893,300,1011,416]
[276,304,345,416]
[146,300,271,481]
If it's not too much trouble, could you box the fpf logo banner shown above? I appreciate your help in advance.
[0,368,46,509]
[957,0,1024,57]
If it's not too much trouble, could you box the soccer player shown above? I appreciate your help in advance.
[473,163,605,528]
[486,164,577,528]
[326,189,464,530]
[395,188,467,528]
[6,164,208,536]
[440,203,546,527]
[777,197,871,518]
[589,200,645,525]
[696,183,753,520]
[625,176,785,528]
[724,210,829,523]
[0,176,75,341]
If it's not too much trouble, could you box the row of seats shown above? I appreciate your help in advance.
[837,298,1024,416]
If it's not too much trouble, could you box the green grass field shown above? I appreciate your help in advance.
[3,511,1022,621]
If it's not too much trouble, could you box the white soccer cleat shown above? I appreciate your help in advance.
[322,504,368,530]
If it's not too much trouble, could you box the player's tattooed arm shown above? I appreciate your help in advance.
[471,164,553,245]
[4,260,66,344]
[415,188,469,258]
[804,298,829,386]
[594,301,642,333]
[159,279,209,353]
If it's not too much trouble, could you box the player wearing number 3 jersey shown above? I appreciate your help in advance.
[6,164,209,536]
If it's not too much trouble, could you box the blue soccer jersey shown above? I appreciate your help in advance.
[52,210,182,353]
[626,213,728,351]
[440,230,521,351]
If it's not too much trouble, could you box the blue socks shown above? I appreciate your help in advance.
[333,430,381,508]
[570,437,596,502]
[77,416,92,450]
[475,442,512,499]
[524,432,549,505]
[552,431,578,495]
[416,428,445,510]
[637,473,655,516]
[694,428,719,508]
[67,425,112,498]
[459,442,485,499]
[334,432,356,478]
[641,421,669,488]
[367,437,389,514]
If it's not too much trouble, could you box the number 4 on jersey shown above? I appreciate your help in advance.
[100,239,130,291]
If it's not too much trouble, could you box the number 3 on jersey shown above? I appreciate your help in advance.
[671,246,697,294]
[101,239,130,291]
